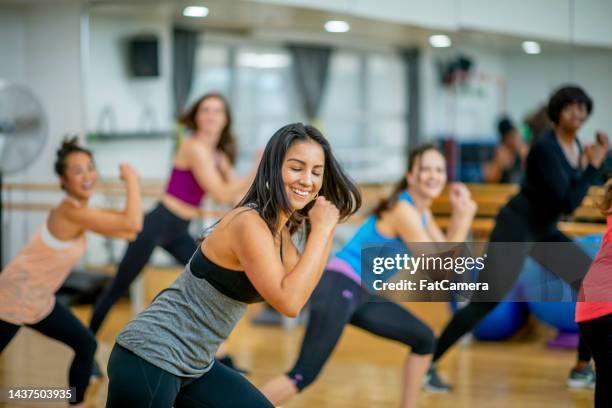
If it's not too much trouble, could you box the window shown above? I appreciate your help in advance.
[189,37,409,182]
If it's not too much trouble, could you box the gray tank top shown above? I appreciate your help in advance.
[116,256,249,378]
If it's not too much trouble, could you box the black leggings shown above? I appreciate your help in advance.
[287,271,434,391]
[433,203,593,363]
[0,301,97,404]
[106,344,273,408]
[90,203,196,334]
[579,313,612,407]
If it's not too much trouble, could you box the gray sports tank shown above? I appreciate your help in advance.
[116,247,262,377]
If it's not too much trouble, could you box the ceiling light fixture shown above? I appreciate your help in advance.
[183,6,209,18]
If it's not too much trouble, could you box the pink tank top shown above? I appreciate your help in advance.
[165,167,206,207]
[0,213,87,325]
[575,215,612,323]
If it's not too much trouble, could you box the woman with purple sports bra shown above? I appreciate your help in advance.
[0,137,143,407]
[260,143,476,408]
[89,93,256,370]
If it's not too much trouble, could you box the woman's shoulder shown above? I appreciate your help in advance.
[53,196,81,214]
[180,137,213,157]
[388,198,424,225]
[531,130,557,152]
[46,199,85,237]
[222,206,266,229]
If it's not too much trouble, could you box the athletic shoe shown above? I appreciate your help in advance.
[423,365,453,393]
[567,365,596,389]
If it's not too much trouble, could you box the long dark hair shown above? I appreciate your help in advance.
[178,92,237,164]
[236,123,361,237]
[371,143,441,218]
[54,136,94,190]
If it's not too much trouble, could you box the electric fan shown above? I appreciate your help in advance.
[0,83,48,266]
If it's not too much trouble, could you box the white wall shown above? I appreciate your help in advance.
[22,1,85,181]
[458,0,570,43]
[0,7,26,85]
[85,12,175,180]
[252,0,457,30]
[462,0,612,48]
[86,12,173,135]
[2,1,86,264]
[253,0,612,48]
[421,44,508,141]
[574,0,612,48]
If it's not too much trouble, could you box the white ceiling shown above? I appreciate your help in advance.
[1,0,607,54]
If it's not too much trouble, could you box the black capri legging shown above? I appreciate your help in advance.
[287,270,434,391]
[579,313,612,408]
[0,301,97,405]
[106,344,273,408]
[90,203,196,334]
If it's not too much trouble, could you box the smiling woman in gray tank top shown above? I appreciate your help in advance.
[105,123,361,408]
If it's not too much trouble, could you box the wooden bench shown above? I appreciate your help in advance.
[4,181,606,238]
[357,183,606,238]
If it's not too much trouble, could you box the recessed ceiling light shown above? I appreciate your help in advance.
[429,34,452,48]
[183,6,209,18]
[522,41,541,54]
[325,20,350,33]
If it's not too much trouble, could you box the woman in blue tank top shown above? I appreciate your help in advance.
[261,143,476,408]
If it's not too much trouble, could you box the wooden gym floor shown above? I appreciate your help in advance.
[0,267,595,407]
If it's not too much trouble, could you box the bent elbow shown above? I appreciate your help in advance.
[280,307,300,319]
[283,307,302,319]
[268,298,301,318]
[134,218,144,233]
[128,219,143,234]
[279,299,302,318]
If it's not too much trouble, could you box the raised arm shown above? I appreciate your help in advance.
[231,197,339,317]
[187,141,255,204]
[393,184,475,248]
[216,152,237,181]
[61,164,143,239]
[444,183,476,242]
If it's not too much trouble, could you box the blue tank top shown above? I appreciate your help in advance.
[334,191,427,279]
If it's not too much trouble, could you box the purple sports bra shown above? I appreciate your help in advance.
[165,167,206,207]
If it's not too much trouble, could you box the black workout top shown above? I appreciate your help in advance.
[500,154,523,184]
[190,246,263,304]
[510,130,599,225]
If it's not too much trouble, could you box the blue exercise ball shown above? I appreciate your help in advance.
[450,286,529,341]
[527,301,578,332]
[521,234,602,333]
[473,301,529,341]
